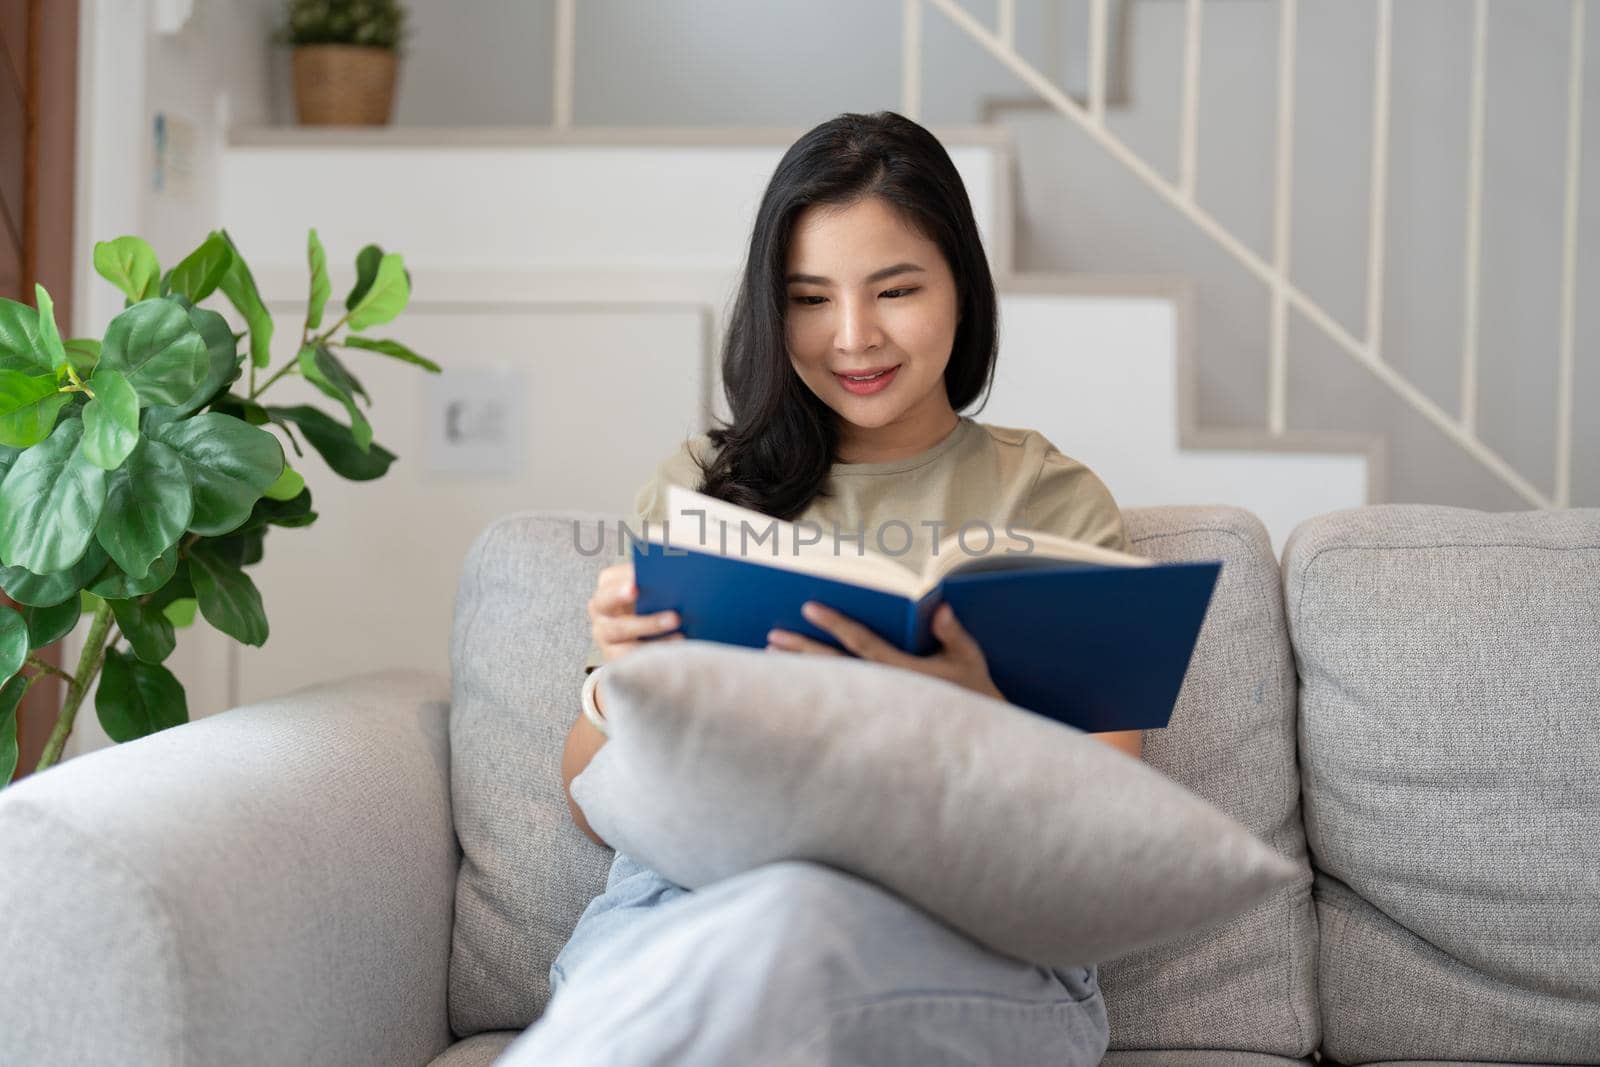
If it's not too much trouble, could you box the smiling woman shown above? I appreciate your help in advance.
[534,112,1136,1067]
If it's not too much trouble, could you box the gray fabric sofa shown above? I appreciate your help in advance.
[1,503,1595,1066]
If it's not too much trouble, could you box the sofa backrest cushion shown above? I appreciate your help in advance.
[1283,505,1600,1063]
[1099,507,1318,1058]
[447,512,620,1034]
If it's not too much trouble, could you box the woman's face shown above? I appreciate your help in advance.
[783,196,961,448]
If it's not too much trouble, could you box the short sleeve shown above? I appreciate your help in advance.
[586,434,717,675]
[1024,449,1131,554]
[627,433,716,531]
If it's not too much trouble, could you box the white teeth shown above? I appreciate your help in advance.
[844,370,888,381]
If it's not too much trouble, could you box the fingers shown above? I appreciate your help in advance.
[796,601,905,664]
[597,609,679,645]
[602,634,686,661]
[588,563,637,620]
[932,603,982,661]
[766,628,846,656]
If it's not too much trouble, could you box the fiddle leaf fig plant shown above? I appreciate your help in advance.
[0,228,440,785]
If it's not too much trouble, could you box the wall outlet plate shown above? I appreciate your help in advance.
[423,366,526,477]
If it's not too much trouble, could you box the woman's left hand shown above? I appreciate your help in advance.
[767,601,1005,702]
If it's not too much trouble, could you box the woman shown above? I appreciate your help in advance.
[510,111,1137,1066]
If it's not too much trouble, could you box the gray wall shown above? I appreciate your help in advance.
[248,0,1596,508]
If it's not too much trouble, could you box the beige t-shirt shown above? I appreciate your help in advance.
[583,415,1130,672]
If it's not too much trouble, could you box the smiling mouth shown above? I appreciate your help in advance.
[833,364,901,395]
[835,366,897,381]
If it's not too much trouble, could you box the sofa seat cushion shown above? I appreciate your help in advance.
[426,1031,520,1066]
[1102,1053,1312,1066]
[1284,505,1600,1063]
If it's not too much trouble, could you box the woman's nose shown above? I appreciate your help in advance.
[833,297,884,354]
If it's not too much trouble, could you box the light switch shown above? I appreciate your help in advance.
[423,366,526,477]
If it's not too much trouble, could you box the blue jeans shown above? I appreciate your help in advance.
[498,851,1109,1066]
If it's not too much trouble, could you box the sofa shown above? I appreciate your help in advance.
[1,502,1595,1066]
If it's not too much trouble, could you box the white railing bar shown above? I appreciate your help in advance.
[1179,0,1203,199]
[998,0,1015,50]
[902,0,923,122]
[922,0,1555,509]
[1365,0,1392,354]
[552,0,575,129]
[1555,0,1586,508]
[1269,0,1297,436]
[1461,0,1487,436]
[1089,0,1109,124]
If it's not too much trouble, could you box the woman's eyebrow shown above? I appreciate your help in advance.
[785,262,926,285]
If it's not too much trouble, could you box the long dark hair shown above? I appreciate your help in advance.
[692,111,1000,521]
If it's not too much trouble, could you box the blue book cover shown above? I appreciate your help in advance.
[627,488,1223,734]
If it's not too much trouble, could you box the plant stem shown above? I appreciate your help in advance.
[248,358,298,401]
[24,655,74,683]
[33,600,118,773]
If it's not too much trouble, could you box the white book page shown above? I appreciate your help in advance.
[657,485,921,598]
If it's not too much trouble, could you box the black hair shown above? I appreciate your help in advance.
[691,110,999,521]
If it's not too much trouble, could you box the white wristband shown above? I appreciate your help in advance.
[581,666,610,736]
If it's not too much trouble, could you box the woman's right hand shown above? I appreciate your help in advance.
[588,561,683,665]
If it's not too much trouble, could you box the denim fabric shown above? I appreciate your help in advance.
[498,851,1109,1066]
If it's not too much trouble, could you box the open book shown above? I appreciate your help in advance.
[627,485,1222,732]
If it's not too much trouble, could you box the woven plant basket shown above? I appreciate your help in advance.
[292,44,398,126]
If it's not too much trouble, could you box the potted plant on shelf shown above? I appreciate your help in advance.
[281,0,409,126]
[0,228,440,785]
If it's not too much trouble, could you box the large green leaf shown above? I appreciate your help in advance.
[1,674,27,785]
[0,604,26,680]
[88,543,178,600]
[217,230,274,370]
[0,442,18,481]
[0,419,109,574]
[0,370,72,448]
[346,253,409,330]
[93,237,161,303]
[149,413,283,535]
[99,300,210,407]
[0,299,52,373]
[0,543,108,607]
[94,437,193,580]
[166,231,233,304]
[341,335,441,373]
[297,345,371,451]
[306,228,331,331]
[261,404,395,481]
[237,485,316,535]
[96,647,187,742]
[188,541,268,646]
[34,285,66,371]
[80,369,141,470]
[108,597,176,665]
[141,306,242,429]
[209,525,265,568]
[22,596,80,649]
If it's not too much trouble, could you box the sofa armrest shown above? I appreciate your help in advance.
[0,669,457,1067]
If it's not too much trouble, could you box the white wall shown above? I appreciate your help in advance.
[234,0,1595,510]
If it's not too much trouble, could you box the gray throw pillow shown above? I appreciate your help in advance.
[571,640,1300,969]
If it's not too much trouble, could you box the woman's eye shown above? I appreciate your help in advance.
[881,287,918,298]
[790,295,826,306]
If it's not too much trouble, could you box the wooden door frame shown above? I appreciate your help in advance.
[4,0,79,780]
